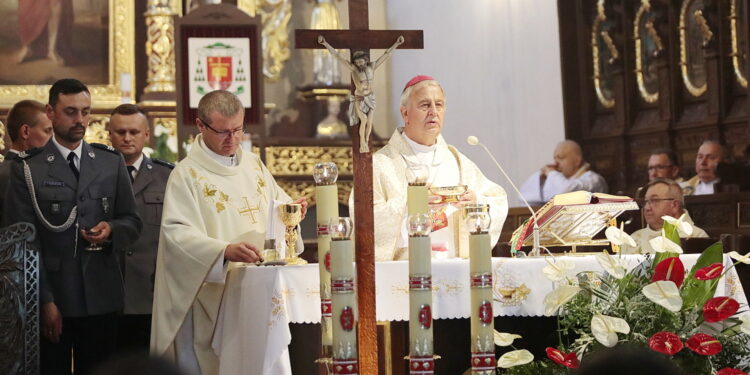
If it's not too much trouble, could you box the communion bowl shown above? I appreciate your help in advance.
[429,185,468,203]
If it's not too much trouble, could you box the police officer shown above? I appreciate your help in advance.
[108,104,172,354]
[3,79,142,375]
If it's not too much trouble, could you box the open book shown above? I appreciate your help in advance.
[513,191,638,249]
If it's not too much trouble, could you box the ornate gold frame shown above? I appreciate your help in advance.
[730,0,748,88]
[679,0,709,97]
[634,0,661,103]
[0,0,135,109]
[592,0,616,109]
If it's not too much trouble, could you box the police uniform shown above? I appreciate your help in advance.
[116,155,173,353]
[3,139,142,375]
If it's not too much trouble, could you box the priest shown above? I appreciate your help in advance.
[150,90,307,375]
[352,75,508,261]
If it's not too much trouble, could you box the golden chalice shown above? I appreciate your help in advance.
[279,203,307,265]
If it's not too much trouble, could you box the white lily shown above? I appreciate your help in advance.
[590,314,630,348]
[649,235,684,254]
[542,259,575,282]
[595,251,626,279]
[543,285,581,316]
[728,251,750,265]
[497,349,534,368]
[605,225,637,247]
[642,280,682,312]
[740,314,750,335]
[493,330,522,347]
[662,213,694,237]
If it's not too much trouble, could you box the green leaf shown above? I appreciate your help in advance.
[681,241,723,308]
[653,222,682,267]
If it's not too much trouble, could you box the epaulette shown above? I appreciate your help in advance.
[152,158,175,169]
[17,147,43,159]
[90,143,118,154]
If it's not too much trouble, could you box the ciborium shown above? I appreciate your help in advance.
[279,203,307,265]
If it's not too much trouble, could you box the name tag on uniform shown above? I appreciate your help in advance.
[43,180,66,187]
[51,203,61,214]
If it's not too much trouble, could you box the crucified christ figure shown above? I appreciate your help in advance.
[319,35,404,153]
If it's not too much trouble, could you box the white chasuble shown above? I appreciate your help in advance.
[151,135,294,375]
[351,129,509,261]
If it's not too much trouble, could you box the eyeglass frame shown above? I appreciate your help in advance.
[647,164,676,171]
[197,117,246,138]
[640,197,676,206]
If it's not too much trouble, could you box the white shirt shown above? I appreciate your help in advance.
[128,154,144,180]
[51,135,82,170]
[694,179,718,195]
[8,149,20,155]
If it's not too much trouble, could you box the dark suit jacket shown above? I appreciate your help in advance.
[0,151,20,224]
[3,140,142,317]
[120,156,172,315]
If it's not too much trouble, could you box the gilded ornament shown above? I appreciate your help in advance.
[84,116,112,146]
[144,0,177,94]
[592,0,616,109]
[730,0,748,88]
[679,0,708,97]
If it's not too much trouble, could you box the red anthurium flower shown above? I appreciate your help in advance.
[648,331,683,355]
[703,297,740,323]
[695,263,724,280]
[652,257,686,288]
[716,368,748,375]
[686,333,722,355]
[545,347,580,369]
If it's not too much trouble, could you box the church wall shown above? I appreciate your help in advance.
[385,0,566,207]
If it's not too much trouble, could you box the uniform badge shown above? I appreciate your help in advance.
[88,151,96,159]
[146,164,153,170]
[51,203,61,214]
[46,154,55,163]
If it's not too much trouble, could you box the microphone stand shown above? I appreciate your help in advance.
[468,138,542,257]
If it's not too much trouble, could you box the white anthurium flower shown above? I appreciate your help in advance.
[542,259,575,282]
[543,285,581,316]
[493,330,522,347]
[595,251,626,279]
[649,235,683,254]
[497,349,534,368]
[590,314,631,348]
[642,280,682,312]
[605,226,637,247]
[740,314,750,335]
[662,213,694,237]
[728,251,750,265]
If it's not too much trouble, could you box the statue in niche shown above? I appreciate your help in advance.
[316,97,348,139]
[311,0,342,85]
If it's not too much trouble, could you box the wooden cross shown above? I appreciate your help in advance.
[296,2,423,373]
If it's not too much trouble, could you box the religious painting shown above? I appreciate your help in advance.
[0,0,134,108]
[592,0,618,109]
[679,0,709,97]
[187,38,253,109]
[634,0,663,104]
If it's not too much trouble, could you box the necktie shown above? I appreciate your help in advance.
[67,153,79,180]
[127,166,136,183]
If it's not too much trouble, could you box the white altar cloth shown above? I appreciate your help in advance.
[211,255,748,375]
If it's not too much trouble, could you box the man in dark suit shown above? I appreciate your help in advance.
[3,79,142,375]
[1,99,52,218]
[108,104,172,354]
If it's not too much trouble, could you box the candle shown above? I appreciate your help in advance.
[314,162,339,349]
[408,213,435,374]
[465,204,495,375]
[329,217,358,375]
[406,163,429,215]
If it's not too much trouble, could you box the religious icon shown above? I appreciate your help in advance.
[340,306,354,331]
[418,304,432,329]
[318,34,405,153]
[478,301,492,326]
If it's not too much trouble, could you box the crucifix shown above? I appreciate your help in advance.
[296,1,423,373]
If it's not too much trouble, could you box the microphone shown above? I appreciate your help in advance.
[466,136,542,257]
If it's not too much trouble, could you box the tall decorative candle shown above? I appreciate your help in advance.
[314,162,339,349]
[465,204,495,374]
[329,217,358,375]
[406,163,429,215]
[408,213,435,374]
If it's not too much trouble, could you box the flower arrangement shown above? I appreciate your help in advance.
[496,215,750,375]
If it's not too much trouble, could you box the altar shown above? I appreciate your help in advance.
[211,254,748,375]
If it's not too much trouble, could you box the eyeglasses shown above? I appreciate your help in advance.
[647,165,674,171]
[640,198,676,206]
[198,118,245,138]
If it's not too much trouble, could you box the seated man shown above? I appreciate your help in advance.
[628,178,708,254]
[353,75,508,261]
[681,140,730,195]
[647,148,681,183]
[519,140,608,206]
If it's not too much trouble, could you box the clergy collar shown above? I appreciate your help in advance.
[51,134,82,162]
[199,137,238,167]
[187,134,243,176]
[402,132,438,155]
[392,128,449,164]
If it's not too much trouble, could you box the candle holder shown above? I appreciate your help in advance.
[406,213,437,374]
[328,217,358,375]
[465,204,495,375]
[314,162,339,363]
[279,203,307,265]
